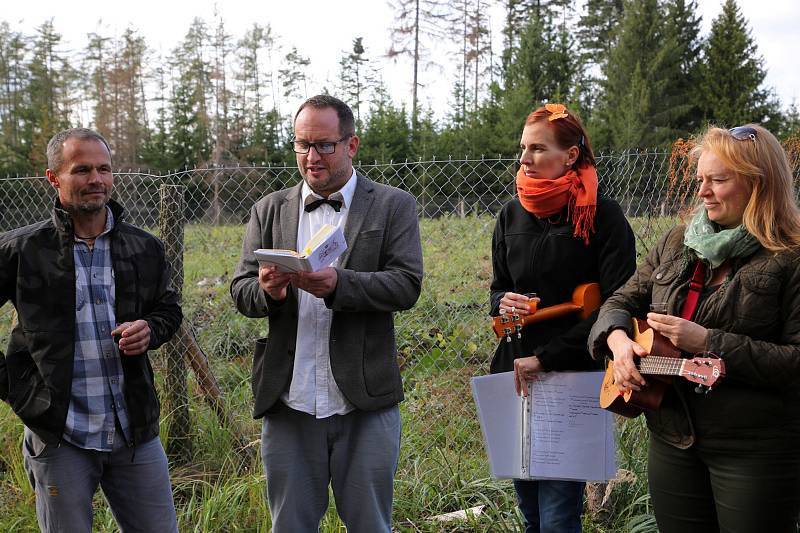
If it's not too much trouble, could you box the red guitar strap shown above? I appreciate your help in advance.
[680,261,707,321]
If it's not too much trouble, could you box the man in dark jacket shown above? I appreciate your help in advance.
[0,128,182,533]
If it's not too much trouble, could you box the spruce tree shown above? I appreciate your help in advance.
[494,7,583,152]
[338,37,371,129]
[450,0,492,117]
[595,0,688,148]
[279,46,310,101]
[0,23,29,174]
[141,60,176,170]
[698,0,778,127]
[235,23,281,163]
[387,0,450,137]
[169,18,212,168]
[112,28,149,168]
[359,79,412,163]
[781,101,800,139]
[210,15,234,165]
[27,21,74,172]
[662,0,703,135]
[575,0,624,115]
[576,0,624,69]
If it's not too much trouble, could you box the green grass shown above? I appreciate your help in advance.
[0,215,669,532]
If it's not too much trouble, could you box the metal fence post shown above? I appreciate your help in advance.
[159,184,192,462]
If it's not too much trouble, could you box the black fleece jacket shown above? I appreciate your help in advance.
[489,195,636,373]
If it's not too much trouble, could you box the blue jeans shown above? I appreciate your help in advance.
[22,427,178,533]
[513,479,585,533]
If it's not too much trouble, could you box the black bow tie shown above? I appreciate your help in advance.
[305,198,343,212]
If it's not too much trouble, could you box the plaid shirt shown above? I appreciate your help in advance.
[62,208,132,451]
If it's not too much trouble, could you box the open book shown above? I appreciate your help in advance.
[471,371,616,481]
[254,224,347,273]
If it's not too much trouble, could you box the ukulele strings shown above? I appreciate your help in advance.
[637,356,682,375]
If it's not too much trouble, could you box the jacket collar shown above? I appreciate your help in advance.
[51,197,125,236]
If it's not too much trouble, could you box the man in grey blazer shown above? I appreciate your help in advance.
[230,95,423,533]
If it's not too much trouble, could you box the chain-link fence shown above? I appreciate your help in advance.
[1,150,798,527]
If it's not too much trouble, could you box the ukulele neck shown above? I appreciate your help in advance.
[636,356,684,376]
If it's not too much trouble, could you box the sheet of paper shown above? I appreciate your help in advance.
[528,371,615,481]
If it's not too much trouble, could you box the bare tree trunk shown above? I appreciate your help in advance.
[412,0,420,137]
[473,0,480,114]
[178,323,255,471]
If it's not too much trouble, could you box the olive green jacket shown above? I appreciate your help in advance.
[589,225,800,449]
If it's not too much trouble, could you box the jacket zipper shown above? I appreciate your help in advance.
[529,220,551,292]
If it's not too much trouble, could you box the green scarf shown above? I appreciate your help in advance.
[683,209,761,268]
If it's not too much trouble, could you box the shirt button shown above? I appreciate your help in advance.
[111,378,118,384]
[104,352,110,358]
[96,298,102,304]
[655,273,663,280]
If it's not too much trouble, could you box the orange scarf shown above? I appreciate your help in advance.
[515,164,598,244]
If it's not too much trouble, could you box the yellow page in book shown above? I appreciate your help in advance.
[302,224,337,256]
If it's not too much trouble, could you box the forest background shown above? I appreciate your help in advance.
[1,0,798,177]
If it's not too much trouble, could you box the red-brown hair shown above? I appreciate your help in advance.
[525,105,596,169]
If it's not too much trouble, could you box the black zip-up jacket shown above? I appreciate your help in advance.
[0,199,182,445]
[490,196,636,373]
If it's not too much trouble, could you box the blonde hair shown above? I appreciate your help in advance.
[691,124,800,252]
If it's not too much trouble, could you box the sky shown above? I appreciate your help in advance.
[3,0,799,120]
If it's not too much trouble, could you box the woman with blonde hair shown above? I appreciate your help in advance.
[589,124,800,532]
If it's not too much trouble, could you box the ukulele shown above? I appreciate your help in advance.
[492,282,601,342]
[598,318,725,417]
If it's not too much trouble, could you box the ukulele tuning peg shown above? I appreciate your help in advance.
[505,336,511,343]
[694,385,711,395]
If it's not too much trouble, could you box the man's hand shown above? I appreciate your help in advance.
[513,355,544,397]
[259,264,292,301]
[646,312,708,354]
[112,320,151,356]
[607,329,649,392]
[291,267,338,298]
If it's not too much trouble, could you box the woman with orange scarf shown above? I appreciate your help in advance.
[489,104,636,532]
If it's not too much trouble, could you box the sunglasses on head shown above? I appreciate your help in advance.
[729,126,757,142]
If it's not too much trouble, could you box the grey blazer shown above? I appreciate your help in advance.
[230,173,423,417]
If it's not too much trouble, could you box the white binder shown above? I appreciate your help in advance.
[471,371,616,481]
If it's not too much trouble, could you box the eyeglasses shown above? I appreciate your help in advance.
[292,135,351,154]
[729,126,757,142]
